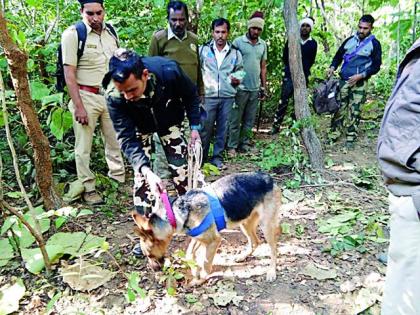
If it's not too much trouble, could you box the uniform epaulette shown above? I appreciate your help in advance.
[153,29,167,40]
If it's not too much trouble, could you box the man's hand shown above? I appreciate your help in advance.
[189,129,201,148]
[230,77,240,86]
[74,106,89,125]
[141,166,165,195]
[259,87,267,101]
[327,67,335,78]
[347,74,364,87]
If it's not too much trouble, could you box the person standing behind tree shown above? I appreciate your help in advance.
[199,18,243,169]
[271,17,317,134]
[227,11,267,157]
[62,0,125,205]
[327,14,382,148]
[148,1,203,181]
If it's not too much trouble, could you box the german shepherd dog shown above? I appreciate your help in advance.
[132,172,282,286]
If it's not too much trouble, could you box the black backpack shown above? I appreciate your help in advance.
[55,21,118,92]
[313,78,341,114]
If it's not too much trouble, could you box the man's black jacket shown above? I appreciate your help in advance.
[105,56,200,173]
[283,39,318,81]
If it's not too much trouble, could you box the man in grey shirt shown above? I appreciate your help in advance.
[377,39,420,315]
[227,11,267,157]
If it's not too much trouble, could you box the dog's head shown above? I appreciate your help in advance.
[132,212,174,271]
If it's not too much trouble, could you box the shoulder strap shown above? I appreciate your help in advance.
[74,21,87,62]
[343,35,375,67]
[105,23,119,47]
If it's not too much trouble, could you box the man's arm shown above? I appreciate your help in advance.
[328,38,352,77]
[148,33,160,56]
[282,41,289,65]
[196,43,205,96]
[106,95,150,173]
[61,29,88,125]
[64,65,88,125]
[230,49,243,86]
[260,42,268,90]
[175,66,201,144]
[363,39,382,78]
[308,41,318,69]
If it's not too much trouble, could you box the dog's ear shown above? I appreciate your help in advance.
[132,212,152,231]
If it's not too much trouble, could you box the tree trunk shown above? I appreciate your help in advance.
[283,0,324,171]
[189,0,204,34]
[0,8,62,209]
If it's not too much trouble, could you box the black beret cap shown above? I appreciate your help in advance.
[78,0,104,5]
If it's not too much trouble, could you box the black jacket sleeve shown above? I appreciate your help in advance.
[308,40,318,69]
[106,96,150,173]
[364,39,382,78]
[330,37,351,70]
[175,66,200,127]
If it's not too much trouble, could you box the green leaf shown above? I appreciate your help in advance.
[0,238,14,267]
[46,232,106,257]
[5,191,22,199]
[167,286,176,296]
[280,222,291,234]
[46,292,62,314]
[173,272,184,280]
[0,111,4,127]
[48,108,73,140]
[77,209,94,218]
[21,245,64,274]
[46,232,86,257]
[185,294,198,304]
[12,215,50,248]
[41,93,63,106]
[78,234,106,255]
[54,217,67,229]
[126,287,136,303]
[1,216,18,235]
[0,278,26,315]
[30,81,50,101]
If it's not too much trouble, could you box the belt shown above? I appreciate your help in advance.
[79,85,100,94]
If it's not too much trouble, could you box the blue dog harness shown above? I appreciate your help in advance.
[187,186,226,237]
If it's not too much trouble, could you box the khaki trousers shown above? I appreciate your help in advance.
[68,90,125,192]
[381,194,420,315]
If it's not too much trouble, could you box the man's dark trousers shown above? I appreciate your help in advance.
[200,97,234,163]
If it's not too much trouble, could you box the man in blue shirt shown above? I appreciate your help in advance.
[327,14,382,148]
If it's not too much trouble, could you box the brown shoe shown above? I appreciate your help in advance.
[83,190,104,205]
[227,149,237,158]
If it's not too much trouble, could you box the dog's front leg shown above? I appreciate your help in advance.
[186,239,201,279]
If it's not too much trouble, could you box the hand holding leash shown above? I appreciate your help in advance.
[141,166,165,195]
[327,67,335,78]
[189,130,201,148]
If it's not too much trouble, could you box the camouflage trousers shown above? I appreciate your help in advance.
[133,125,188,215]
[330,79,367,143]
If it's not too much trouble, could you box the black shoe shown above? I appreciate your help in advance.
[210,158,223,170]
[132,243,144,258]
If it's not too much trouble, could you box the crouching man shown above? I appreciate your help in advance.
[102,49,201,255]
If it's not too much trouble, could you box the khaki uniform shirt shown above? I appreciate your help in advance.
[61,20,118,87]
[149,28,204,95]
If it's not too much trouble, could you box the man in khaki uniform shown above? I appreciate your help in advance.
[62,0,125,205]
[148,0,203,181]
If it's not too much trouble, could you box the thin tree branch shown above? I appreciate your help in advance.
[0,63,51,272]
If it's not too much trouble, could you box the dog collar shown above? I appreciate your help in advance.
[160,192,177,228]
[187,186,226,237]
